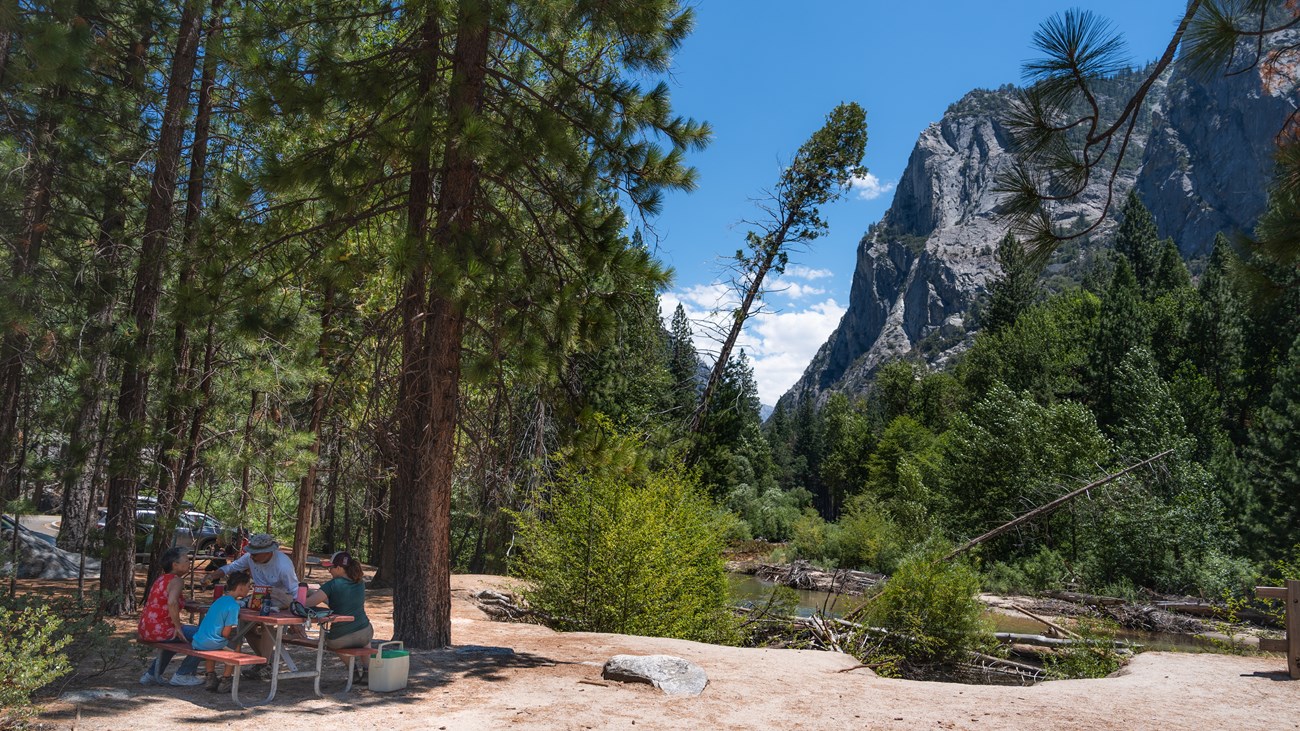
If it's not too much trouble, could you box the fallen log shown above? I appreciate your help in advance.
[1042,590,1127,607]
[753,560,884,596]
[969,651,1046,677]
[1151,601,1277,625]
[994,632,1132,649]
[1008,603,1081,639]
[945,450,1174,561]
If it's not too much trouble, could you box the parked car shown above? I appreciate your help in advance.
[95,508,196,554]
[181,511,236,553]
[1,514,58,547]
[94,507,235,555]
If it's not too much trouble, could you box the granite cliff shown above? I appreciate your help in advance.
[779,56,1295,411]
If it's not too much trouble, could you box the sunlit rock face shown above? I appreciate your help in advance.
[780,56,1290,413]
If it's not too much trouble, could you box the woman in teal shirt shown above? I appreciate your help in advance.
[306,551,372,674]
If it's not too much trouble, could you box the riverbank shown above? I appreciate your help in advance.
[727,559,1279,653]
[32,574,1299,730]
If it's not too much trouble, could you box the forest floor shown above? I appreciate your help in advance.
[28,574,1300,731]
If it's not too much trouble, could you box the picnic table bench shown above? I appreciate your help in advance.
[304,556,333,578]
[168,600,355,707]
[140,640,266,705]
[282,636,376,691]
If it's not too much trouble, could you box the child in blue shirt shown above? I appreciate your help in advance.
[195,570,252,692]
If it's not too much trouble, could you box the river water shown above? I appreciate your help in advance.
[727,573,1221,653]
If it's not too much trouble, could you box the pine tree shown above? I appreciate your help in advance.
[1191,233,1247,431]
[1090,257,1149,426]
[1109,347,1189,457]
[983,231,1041,333]
[1248,334,1300,560]
[667,304,699,420]
[692,350,764,499]
[101,0,208,614]
[1114,191,1162,297]
[690,102,867,434]
[1152,237,1192,296]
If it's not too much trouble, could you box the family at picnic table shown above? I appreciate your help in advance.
[136,532,371,693]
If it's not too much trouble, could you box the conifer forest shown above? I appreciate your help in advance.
[2,0,1299,679]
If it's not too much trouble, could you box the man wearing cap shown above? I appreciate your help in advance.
[200,532,301,673]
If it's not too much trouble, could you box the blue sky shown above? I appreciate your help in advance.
[651,0,1185,404]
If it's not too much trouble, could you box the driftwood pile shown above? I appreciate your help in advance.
[472,589,542,623]
[751,560,884,596]
[736,604,1048,685]
[1034,591,1210,634]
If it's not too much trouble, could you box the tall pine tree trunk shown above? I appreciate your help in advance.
[58,189,127,550]
[101,0,205,614]
[322,421,339,552]
[0,105,59,500]
[291,283,333,573]
[237,389,259,525]
[392,0,489,650]
[59,28,152,551]
[146,8,220,592]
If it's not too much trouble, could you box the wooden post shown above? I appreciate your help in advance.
[1256,581,1300,679]
[1289,579,1300,680]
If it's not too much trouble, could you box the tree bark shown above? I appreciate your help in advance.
[392,1,490,650]
[237,389,259,524]
[322,421,340,552]
[101,0,205,615]
[389,4,438,631]
[291,282,334,573]
[0,104,59,501]
[58,25,153,552]
[688,233,785,437]
[146,8,221,593]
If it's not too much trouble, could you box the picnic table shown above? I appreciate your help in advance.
[183,599,354,707]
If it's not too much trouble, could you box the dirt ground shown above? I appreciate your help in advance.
[31,574,1300,731]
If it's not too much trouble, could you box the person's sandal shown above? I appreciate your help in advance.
[217,675,233,693]
[204,672,220,692]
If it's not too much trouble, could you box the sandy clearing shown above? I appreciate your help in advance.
[35,574,1300,731]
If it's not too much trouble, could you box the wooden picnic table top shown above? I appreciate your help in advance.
[183,599,352,626]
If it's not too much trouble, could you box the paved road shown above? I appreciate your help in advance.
[18,514,61,540]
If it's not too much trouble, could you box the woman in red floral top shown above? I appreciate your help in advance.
[137,547,205,686]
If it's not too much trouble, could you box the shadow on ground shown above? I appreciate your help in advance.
[41,643,567,725]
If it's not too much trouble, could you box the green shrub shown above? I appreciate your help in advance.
[724,481,809,542]
[835,494,906,574]
[1043,618,1128,679]
[790,509,837,565]
[983,547,1072,594]
[0,602,74,727]
[513,426,736,644]
[860,544,991,665]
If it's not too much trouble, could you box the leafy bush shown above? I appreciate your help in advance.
[790,509,836,565]
[835,494,906,574]
[860,544,991,665]
[1043,619,1128,679]
[724,481,809,542]
[513,426,736,644]
[0,602,73,727]
[982,547,1072,594]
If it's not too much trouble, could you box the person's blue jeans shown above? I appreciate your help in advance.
[149,625,202,678]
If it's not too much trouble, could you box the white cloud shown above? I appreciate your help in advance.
[783,265,833,281]
[849,172,896,201]
[768,280,826,300]
[660,287,846,406]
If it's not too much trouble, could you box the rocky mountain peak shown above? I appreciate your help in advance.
[779,58,1292,412]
